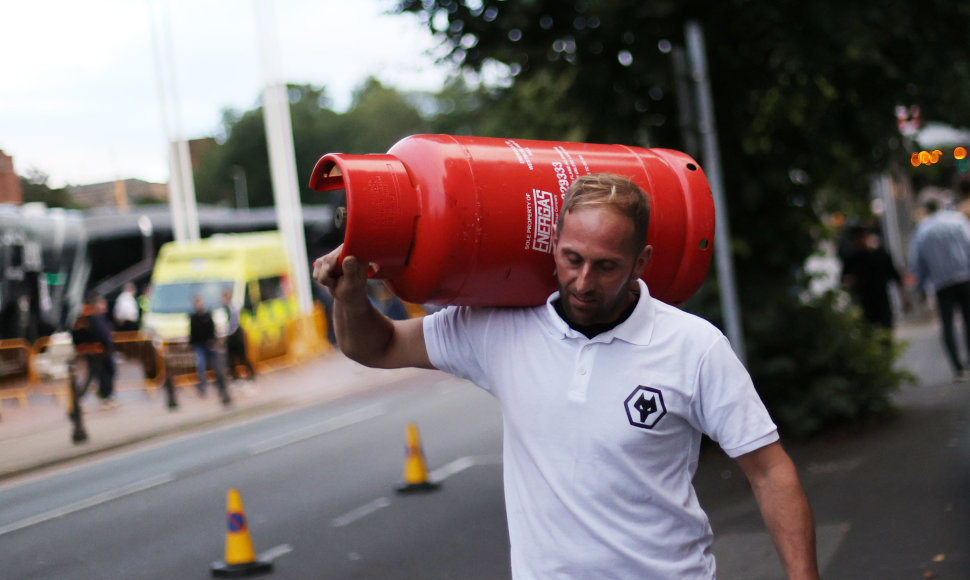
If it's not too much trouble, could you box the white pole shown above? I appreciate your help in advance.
[166,142,188,242]
[255,0,313,315]
[177,139,200,241]
[162,5,200,242]
[147,0,199,242]
[148,0,186,242]
[685,20,746,362]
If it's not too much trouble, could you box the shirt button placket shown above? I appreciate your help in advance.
[568,342,593,402]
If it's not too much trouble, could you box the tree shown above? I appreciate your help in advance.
[193,80,429,208]
[393,0,965,437]
[20,170,75,208]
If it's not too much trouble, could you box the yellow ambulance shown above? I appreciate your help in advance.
[142,232,298,363]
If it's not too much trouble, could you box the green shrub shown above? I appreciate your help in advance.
[745,291,913,440]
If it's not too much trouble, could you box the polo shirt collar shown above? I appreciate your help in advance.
[542,279,656,345]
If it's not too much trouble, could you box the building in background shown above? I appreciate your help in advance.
[0,150,24,204]
[67,179,168,209]
[188,137,217,170]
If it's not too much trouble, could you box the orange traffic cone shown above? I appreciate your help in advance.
[397,422,440,493]
[210,488,273,577]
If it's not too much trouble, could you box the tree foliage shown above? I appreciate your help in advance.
[391,0,965,436]
[20,171,75,209]
[193,79,428,208]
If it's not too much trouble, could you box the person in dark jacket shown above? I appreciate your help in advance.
[220,290,256,382]
[841,225,903,329]
[188,295,231,406]
[71,295,117,406]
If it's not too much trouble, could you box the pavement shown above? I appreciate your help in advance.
[1,314,968,577]
[0,348,430,481]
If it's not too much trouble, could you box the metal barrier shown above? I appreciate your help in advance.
[111,331,166,394]
[158,304,332,390]
[29,332,166,404]
[4,305,334,410]
[0,338,32,406]
[158,338,202,391]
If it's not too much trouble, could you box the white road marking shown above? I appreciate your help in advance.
[259,543,294,562]
[331,497,392,528]
[429,454,503,483]
[247,404,385,455]
[0,473,175,537]
[330,455,503,529]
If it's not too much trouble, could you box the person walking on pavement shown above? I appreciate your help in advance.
[909,198,970,381]
[841,225,904,329]
[313,173,819,579]
[220,289,256,383]
[71,295,118,407]
[189,295,231,406]
[113,282,140,332]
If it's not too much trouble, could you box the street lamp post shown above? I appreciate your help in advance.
[231,166,249,211]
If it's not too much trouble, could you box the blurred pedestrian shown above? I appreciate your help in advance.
[909,198,970,381]
[113,282,140,332]
[188,295,231,406]
[312,173,818,579]
[369,280,408,320]
[71,295,117,406]
[220,290,256,383]
[841,225,903,329]
[956,180,970,222]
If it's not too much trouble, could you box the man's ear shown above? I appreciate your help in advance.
[636,244,653,274]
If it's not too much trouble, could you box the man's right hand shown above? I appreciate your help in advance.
[311,244,434,370]
[312,244,370,305]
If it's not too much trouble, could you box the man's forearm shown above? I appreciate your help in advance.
[332,296,396,368]
[737,443,819,579]
[751,460,819,579]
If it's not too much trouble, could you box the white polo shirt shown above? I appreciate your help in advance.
[423,280,778,579]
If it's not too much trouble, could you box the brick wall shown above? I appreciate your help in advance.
[0,150,24,204]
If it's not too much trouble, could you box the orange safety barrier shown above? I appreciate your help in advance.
[8,305,335,409]
[157,338,203,391]
[157,305,331,390]
[280,303,331,368]
[111,331,166,395]
[0,338,33,406]
[27,332,166,405]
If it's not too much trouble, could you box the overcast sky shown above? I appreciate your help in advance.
[0,0,452,188]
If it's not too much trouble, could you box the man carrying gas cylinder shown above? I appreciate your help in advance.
[313,173,818,579]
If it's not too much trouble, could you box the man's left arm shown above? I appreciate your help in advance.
[735,441,819,580]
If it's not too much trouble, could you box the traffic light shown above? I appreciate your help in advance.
[957,147,969,173]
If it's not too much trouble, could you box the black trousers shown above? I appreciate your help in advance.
[936,280,970,372]
[226,330,256,380]
[79,353,115,399]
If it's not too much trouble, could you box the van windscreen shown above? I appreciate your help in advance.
[150,281,234,314]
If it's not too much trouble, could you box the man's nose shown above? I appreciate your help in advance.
[574,264,594,293]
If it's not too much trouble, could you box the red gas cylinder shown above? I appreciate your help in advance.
[309,134,714,307]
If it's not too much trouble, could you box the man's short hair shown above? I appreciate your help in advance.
[556,173,650,252]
